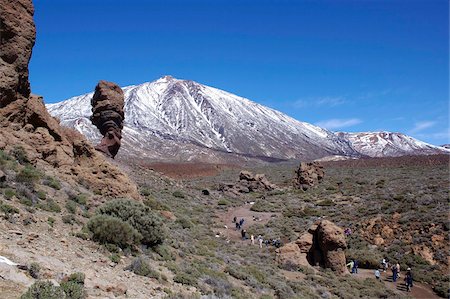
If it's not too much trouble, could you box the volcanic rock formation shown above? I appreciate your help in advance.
[277,220,348,275]
[90,81,125,158]
[0,0,138,199]
[0,0,36,107]
[218,170,277,195]
[293,162,324,191]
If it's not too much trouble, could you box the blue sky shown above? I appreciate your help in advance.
[30,0,449,145]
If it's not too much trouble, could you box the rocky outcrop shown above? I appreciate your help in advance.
[90,81,125,158]
[219,170,277,195]
[293,162,324,191]
[0,0,139,199]
[277,220,348,275]
[0,0,36,107]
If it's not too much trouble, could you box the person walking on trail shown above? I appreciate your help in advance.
[235,222,239,230]
[352,259,358,274]
[241,229,247,240]
[396,262,401,278]
[233,216,237,223]
[239,218,244,227]
[250,234,255,245]
[259,237,263,248]
[405,268,413,292]
[381,258,388,272]
[346,260,354,273]
[375,269,381,280]
[391,263,398,282]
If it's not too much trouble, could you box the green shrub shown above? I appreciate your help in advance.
[20,281,66,299]
[60,281,86,299]
[176,217,193,229]
[144,196,169,211]
[3,188,16,199]
[87,214,141,248]
[67,272,85,285]
[97,199,165,246]
[66,201,77,214]
[48,217,55,227]
[28,262,40,279]
[16,165,41,185]
[173,272,197,286]
[110,254,121,263]
[125,256,160,279]
[218,199,229,206]
[11,146,30,165]
[172,191,185,199]
[140,188,152,196]
[73,194,88,205]
[0,201,19,215]
[316,199,335,206]
[43,176,61,190]
[62,214,76,225]
[38,199,61,213]
[36,190,46,200]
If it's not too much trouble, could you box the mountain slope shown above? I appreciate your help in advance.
[336,132,450,157]
[47,76,358,162]
[47,76,448,162]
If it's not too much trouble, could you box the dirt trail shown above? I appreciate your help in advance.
[215,203,279,242]
[216,203,440,299]
[355,269,439,299]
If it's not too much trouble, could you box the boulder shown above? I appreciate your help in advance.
[293,161,324,191]
[0,0,36,107]
[277,220,348,275]
[90,81,125,158]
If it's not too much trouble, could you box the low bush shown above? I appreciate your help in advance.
[11,146,30,165]
[43,176,61,190]
[125,256,160,279]
[172,191,185,198]
[87,214,141,248]
[3,188,16,199]
[38,199,61,213]
[28,262,40,279]
[20,281,66,299]
[16,165,41,186]
[97,199,165,246]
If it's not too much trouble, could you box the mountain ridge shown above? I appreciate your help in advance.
[47,76,448,162]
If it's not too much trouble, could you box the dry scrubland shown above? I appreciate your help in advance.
[1,148,448,298]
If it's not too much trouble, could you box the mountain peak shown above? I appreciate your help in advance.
[157,75,176,83]
[46,77,449,162]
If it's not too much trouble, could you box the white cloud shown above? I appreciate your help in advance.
[409,121,436,134]
[315,118,362,130]
[293,96,347,109]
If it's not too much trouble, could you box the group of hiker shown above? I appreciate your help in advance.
[232,216,282,249]
[380,258,414,292]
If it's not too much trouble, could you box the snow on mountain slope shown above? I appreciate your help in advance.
[47,76,358,162]
[336,132,450,157]
[47,76,448,162]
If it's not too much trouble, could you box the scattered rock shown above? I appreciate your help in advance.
[90,81,124,159]
[277,220,348,275]
[201,189,210,195]
[293,161,324,191]
[219,170,277,195]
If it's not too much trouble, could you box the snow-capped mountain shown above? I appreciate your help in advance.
[47,76,448,162]
[336,132,450,157]
[47,76,358,162]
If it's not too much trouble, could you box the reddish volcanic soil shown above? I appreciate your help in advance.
[141,162,239,179]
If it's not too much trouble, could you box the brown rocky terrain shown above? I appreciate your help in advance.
[0,0,138,200]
